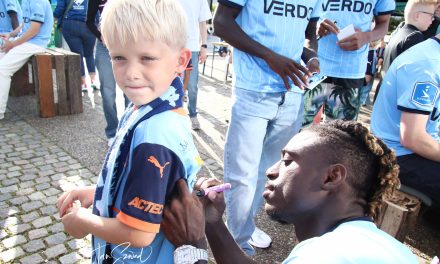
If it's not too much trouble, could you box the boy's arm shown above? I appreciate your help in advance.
[62,207,156,248]
[2,21,40,53]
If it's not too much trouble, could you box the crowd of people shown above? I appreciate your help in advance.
[0,0,439,263]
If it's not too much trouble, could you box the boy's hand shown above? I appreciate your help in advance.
[1,39,14,53]
[306,58,320,74]
[61,206,90,239]
[57,186,96,217]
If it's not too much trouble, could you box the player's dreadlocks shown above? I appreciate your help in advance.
[307,120,400,222]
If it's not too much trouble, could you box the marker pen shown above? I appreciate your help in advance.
[196,183,232,197]
[317,20,337,41]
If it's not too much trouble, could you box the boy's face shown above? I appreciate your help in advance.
[107,37,190,106]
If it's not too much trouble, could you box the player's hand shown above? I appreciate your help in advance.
[337,29,369,51]
[57,186,96,217]
[195,177,226,224]
[162,179,206,248]
[61,206,89,239]
[306,58,320,74]
[264,51,312,90]
[199,48,208,64]
[317,19,339,38]
[1,39,14,53]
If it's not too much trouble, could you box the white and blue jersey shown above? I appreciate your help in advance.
[371,38,440,156]
[20,0,54,47]
[318,0,395,79]
[219,0,323,93]
[92,83,202,263]
[283,220,418,263]
[0,0,22,33]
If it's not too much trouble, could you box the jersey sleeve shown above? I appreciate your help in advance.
[30,1,46,23]
[310,0,324,21]
[116,143,186,233]
[396,65,440,115]
[218,0,245,9]
[5,0,19,13]
[373,0,395,16]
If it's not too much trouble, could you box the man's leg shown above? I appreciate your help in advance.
[224,88,286,256]
[251,91,304,219]
[187,51,199,118]
[95,41,118,139]
[323,82,361,121]
[0,43,45,117]
[398,154,440,206]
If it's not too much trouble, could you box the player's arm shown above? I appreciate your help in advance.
[62,207,156,247]
[213,2,311,89]
[400,112,440,162]
[2,21,40,53]
[338,14,390,51]
[7,11,19,30]
[303,20,319,73]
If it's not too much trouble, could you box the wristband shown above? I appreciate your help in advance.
[201,44,207,49]
[307,57,319,64]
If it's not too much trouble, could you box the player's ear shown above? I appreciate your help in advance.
[176,47,191,74]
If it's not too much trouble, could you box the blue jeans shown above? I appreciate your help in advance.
[62,20,96,77]
[95,41,129,138]
[187,52,199,117]
[359,79,374,106]
[224,87,304,256]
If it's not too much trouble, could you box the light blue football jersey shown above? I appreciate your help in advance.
[371,38,440,156]
[0,0,22,33]
[318,0,395,79]
[20,0,53,47]
[220,0,323,93]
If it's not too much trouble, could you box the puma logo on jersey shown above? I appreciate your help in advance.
[147,156,170,178]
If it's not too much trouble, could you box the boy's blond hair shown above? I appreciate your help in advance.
[405,0,438,18]
[101,0,187,49]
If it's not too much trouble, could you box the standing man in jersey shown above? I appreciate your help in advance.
[0,0,22,34]
[371,34,440,207]
[0,0,53,120]
[303,0,394,125]
[214,0,321,255]
[177,0,211,130]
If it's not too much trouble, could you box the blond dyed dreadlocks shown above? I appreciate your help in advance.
[307,120,400,222]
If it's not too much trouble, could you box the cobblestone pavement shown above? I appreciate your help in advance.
[1,57,439,263]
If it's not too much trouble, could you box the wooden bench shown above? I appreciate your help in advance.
[10,47,83,118]
[377,189,422,242]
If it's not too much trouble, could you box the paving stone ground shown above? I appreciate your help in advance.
[1,57,439,263]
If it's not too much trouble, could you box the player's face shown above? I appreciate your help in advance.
[264,131,330,224]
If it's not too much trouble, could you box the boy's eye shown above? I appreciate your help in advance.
[112,56,125,61]
[141,56,155,61]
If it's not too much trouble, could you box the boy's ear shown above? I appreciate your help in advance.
[176,48,191,74]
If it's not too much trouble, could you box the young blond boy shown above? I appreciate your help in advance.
[56,0,201,263]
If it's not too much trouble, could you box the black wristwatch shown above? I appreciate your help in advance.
[201,44,207,49]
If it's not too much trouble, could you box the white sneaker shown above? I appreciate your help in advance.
[108,137,115,147]
[190,117,200,130]
[248,227,272,249]
[0,113,4,120]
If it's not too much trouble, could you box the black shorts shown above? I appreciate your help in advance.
[397,153,440,206]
